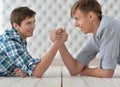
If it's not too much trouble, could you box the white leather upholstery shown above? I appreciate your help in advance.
[0,0,120,59]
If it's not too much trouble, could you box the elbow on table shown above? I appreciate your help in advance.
[32,73,43,78]
[33,74,42,78]
[69,71,80,76]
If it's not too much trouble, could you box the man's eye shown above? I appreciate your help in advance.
[75,19,78,21]
[27,22,31,25]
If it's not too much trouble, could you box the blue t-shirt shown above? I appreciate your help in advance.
[76,16,120,70]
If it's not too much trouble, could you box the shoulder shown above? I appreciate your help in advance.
[0,29,15,43]
[0,32,8,44]
[0,29,21,47]
[96,16,120,39]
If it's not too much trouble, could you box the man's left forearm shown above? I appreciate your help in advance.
[81,67,114,78]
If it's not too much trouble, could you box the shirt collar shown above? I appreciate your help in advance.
[6,28,27,45]
[95,15,109,37]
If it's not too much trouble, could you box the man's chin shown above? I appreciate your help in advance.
[27,34,33,37]
[82,31,86,34]
[83,31,89,34]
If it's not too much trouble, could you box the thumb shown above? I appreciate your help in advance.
[62,28,66,33]
[57,29,63,34]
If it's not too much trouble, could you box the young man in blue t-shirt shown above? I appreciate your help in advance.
[51,0,120,78]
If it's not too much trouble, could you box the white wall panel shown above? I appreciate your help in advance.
[1,0,120,59]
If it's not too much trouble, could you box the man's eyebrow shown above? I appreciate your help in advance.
[27,19,35,23]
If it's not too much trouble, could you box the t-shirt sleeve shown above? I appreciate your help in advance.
[100,28,119,70]
[76,36,98,66]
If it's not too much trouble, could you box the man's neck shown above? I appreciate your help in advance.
[92,19,101,35]
[21,35,27,40]
[13,28,27,40]
[18,32,27,40]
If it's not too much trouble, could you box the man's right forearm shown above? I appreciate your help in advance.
[59,44,84,75]
[32,43,59,78]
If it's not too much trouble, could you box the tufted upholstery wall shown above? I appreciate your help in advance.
[1,0,120,59]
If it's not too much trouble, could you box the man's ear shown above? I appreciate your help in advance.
[88,12,94,21]
[13,23,20,30]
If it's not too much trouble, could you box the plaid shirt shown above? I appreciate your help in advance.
[0,29,40,76]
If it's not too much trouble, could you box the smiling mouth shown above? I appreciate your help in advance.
[29,30,34,34]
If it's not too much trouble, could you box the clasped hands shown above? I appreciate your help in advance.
[50,28,68,47]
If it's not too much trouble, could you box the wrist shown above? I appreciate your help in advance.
[59,43,66,50]
[52,42,61,50]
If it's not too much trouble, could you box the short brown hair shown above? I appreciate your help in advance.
[10,7,36,28]
[71,0,102,20]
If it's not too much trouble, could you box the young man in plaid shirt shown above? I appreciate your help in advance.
[0,7,67,77]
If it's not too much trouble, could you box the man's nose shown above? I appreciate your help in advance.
[31,23,35,29]
[75,21,79,27]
